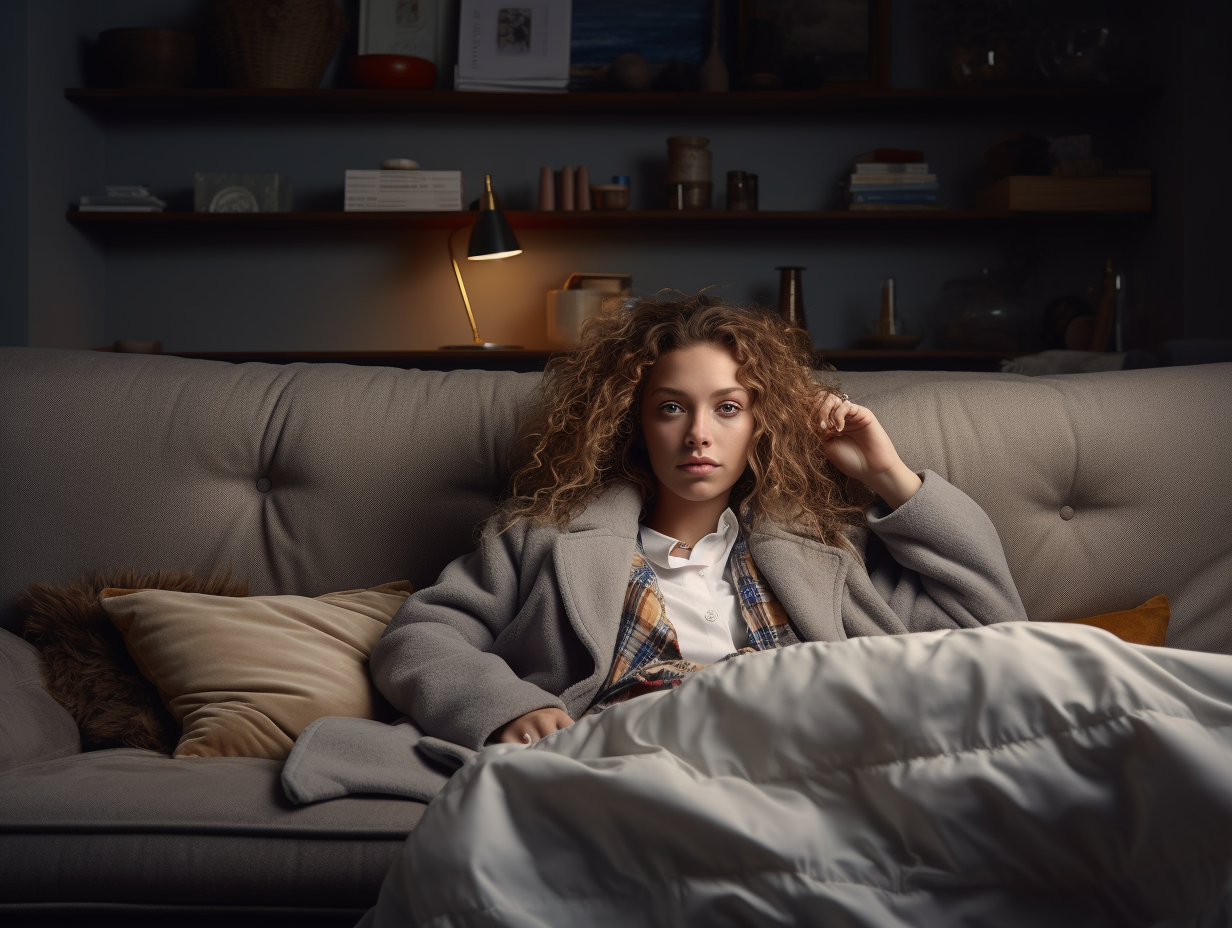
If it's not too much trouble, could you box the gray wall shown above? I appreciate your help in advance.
[0,1,29,347]
[2,1,107,350]
[4,0,1222,353]
[1182,0,1232,340]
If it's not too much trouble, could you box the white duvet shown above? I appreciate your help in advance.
[359,623,1232,927]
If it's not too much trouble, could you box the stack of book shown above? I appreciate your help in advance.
[78,186,166,212]
[845,150,943,211]
[344,171,464,211]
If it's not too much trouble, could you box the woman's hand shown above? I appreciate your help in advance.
[495,707,575,745]
[813,392,922,509]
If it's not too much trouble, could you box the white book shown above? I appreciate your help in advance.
[104,185,152,196]
[455,0,571,86]
[344,170,464,211]
[81,195,167,207]
[853,163,929,174]
[79,205,164,212]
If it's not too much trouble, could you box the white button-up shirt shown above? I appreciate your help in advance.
[639,509,747,665]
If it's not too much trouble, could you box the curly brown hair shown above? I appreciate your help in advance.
[505,292,871,547]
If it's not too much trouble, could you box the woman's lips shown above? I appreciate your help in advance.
[680,461,719,475]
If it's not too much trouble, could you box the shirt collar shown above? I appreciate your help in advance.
[640,508,740,570]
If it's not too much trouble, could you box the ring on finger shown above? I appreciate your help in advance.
[839,393,850,401]
[521,733,533,744]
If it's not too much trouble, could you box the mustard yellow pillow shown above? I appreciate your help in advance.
[98,582,412,760]
[1055,594,1170,647]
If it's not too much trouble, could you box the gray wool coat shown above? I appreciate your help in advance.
[368,470,1028,752]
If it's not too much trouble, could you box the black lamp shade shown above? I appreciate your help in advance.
[467,208,521,260]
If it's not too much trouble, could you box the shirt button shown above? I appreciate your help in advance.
[704,609,718,623]
[699,569,707,577]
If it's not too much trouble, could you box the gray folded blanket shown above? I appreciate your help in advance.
[281,716,476,804]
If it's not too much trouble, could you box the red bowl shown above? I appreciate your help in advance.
[349,54,437,90]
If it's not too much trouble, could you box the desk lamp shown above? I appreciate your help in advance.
[442,174,523,350]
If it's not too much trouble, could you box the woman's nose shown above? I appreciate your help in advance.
[686,416,711,447]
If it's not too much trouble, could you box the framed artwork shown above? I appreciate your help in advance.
[569,0,711,91]
[738,0,890,89]
[359,0,439,62]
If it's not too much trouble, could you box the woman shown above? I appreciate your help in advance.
[369,293,1027,750]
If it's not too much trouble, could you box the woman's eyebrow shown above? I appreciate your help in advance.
[649,386,747,398]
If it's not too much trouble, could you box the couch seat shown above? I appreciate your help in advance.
[0,748,423,915]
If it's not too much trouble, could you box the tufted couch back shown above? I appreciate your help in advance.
[2,349,1229,653]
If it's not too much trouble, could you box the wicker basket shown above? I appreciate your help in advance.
[205,0,348,89]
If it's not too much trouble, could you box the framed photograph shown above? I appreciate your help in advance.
[359,0,439,62]
[738,0,890,89]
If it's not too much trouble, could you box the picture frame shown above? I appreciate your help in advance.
[455,0,572,88]
[359,0,439,63]
[738,0,890,90]
[569,0,712,91]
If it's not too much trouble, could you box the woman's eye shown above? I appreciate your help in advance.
[718,402,741,415]
[660,402,683,414]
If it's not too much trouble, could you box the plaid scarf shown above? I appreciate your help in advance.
[587,532,799,714]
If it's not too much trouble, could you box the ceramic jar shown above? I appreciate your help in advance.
[666,137,712,209]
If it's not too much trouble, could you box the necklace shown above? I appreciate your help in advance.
[674,541,693,550]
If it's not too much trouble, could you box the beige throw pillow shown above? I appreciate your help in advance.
[99,582,412,760]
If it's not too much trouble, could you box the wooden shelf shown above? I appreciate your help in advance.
[64,86,1153,117]
[100,347,1027,373]
[66,209,1146,236]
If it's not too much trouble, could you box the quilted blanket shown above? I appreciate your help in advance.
[358,623,1232,927]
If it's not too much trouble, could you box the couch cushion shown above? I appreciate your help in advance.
[0,629,80,772]
[99,584,410,760]
[0,749,423,908]
[0,349,539,633]
[840,365,1232,653]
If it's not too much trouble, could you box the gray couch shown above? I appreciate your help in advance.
[2,347,1230,926]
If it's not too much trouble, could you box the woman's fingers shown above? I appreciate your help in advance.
[498,707,575,745]
[818,392,865,437]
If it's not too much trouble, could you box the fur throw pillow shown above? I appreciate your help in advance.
[20,569,248,754]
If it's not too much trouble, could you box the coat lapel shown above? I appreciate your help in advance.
[747,528,849,643]
[551,482,642,703]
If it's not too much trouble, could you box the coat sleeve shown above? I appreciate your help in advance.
[857,469,1028,633]
[369,518,568,750]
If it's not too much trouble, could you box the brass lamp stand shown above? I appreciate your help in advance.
[441,174,523,350]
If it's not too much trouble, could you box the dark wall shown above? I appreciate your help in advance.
[0,1,29,347]
[5,0,1224,352]
[1183,0,1232,340]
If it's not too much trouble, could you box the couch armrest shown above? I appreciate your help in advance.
[0,628,80,771]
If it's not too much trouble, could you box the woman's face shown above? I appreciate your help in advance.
[639,343,755,509]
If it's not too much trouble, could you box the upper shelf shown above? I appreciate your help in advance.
[65,209,1151,235]
[63,86,1154,117]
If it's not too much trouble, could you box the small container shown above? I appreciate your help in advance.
[547,289,604,347]
[560,165,576,211]
[727,171,753,210]
[349,54,437,90]
[576,165,591,210]
[538,166,555,210]
[878,278,896,335]
[667,137,712,184]
[666,181,712,210]
[590,184,631,210]
[776,266,807,330]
